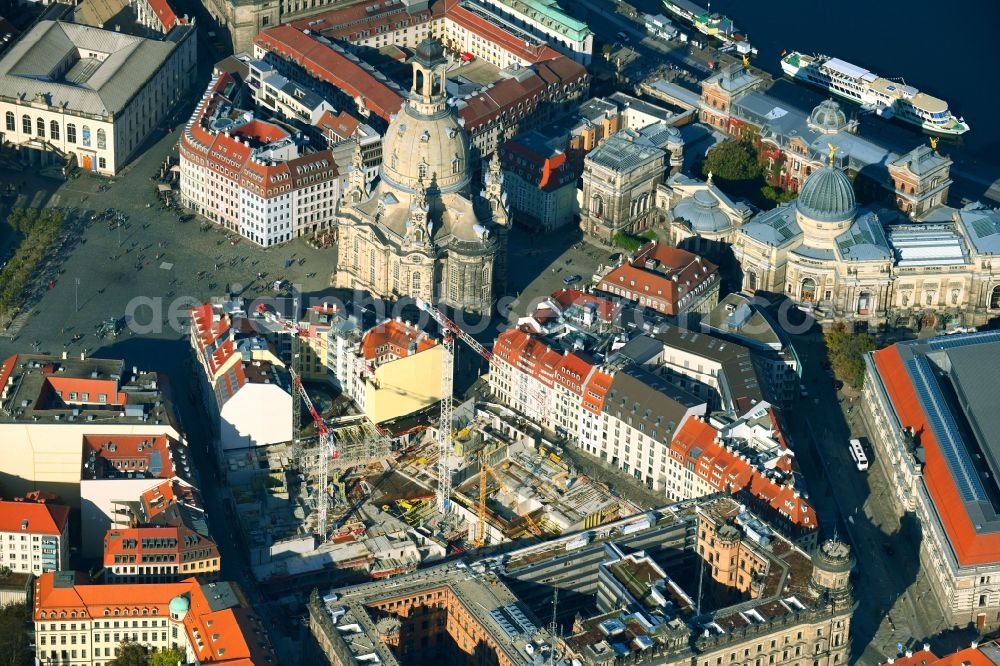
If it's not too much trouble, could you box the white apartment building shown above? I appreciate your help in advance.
[0,498,69,575]
[0,20,195,175]
[577,366,706,491]
[179,72,339,246]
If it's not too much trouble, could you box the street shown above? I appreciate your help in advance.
[783,327,972,663]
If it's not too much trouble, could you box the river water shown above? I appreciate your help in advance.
[631,0,1000,175]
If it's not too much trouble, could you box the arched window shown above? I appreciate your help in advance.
[800,277,816,303]
[745,269,757,292]
[50,120,60,141]
[412,271,421,292]
[4,111,13,131]
[96,128,106,150]
[857,291,872,315]
[82,126,91,147]
[36,117,44,138]
[483,267,489,284]
[22,114,30,134]
[991,285,1000,310]
[67,124,76,143]
[452,156,462,174]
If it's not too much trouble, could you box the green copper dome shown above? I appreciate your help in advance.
[168,595,189,614]
[796,165,857,223]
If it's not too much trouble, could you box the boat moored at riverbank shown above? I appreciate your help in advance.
[781,51,969,135]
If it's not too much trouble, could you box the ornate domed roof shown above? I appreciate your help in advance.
[380,41,471,195]
[807,99,848,135]
[674,189,731,233]
[796,164,857,223]
[168,595,189,614]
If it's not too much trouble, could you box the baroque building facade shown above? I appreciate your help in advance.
[334,39,508,314]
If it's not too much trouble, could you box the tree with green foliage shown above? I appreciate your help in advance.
[760,184,798,204]
[0,207,64,316]
[0,602,33,666]
[109,641,149,666]
[612,231,643,252]
[824,322,878,388]
[701,138,762,183]
[149,648,185,666]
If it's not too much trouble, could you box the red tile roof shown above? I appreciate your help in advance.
[493,327,603,407]
[34,574,277,663]
[0,498,69,536]
[873,345,1000,565]
[501,139,574,191]
[315,109,360,143]
[103,525,218,569]
[146,0,182,31]
[669,418,817,528]
[289,0,441,43]
[181,73,337,199]
[0,354,16,396]
[82,434,179,480]
[360,320,437,361]
[581,368,613,415]
[254,26,405,121]
[44,375,126,406]
[598,243,719,315]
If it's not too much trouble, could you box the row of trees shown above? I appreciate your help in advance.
[0,207,64,317]
[108,642,184,666]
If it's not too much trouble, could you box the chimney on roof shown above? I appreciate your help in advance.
[80,352,86,361]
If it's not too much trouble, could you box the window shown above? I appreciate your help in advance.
[412,272,421,292]
[262,15,270,25]
[67,124,77,143]
[22,114,31,134]
[98,157,106,170]
[82,126,91,147]
[5,111,13,131]
[50,120,60,141]
[97,128,106,150]
[37,117,45,137]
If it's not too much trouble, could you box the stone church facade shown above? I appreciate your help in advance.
[334,39,508,315]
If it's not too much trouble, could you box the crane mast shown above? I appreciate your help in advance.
[437,334,454,514]
[289,365,338,539]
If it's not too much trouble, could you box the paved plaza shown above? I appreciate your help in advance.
[0,126,337,359]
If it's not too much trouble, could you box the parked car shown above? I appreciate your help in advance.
[563,274,581,285]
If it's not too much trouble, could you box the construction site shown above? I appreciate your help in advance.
[216,301,640,591]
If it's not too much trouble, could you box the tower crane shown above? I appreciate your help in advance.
[416,298,551,526]
[288,365,338,538]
